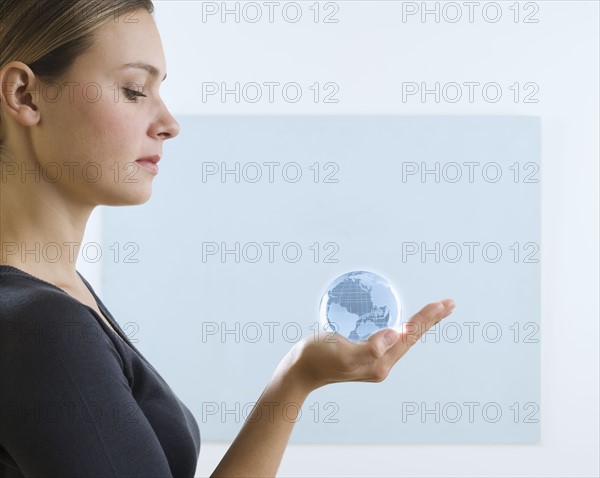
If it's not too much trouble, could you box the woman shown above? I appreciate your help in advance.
[0,1,456,476]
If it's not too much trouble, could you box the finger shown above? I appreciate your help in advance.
[396,299,456,349]
[347,300,456,381]
[328,300,456,380]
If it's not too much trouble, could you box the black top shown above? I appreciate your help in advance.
[0,265,200,477]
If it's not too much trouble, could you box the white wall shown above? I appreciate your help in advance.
[79,1,599,476]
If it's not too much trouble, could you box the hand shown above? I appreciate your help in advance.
[286,299,456,393]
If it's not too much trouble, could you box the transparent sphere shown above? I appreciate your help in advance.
[319,271,401,342]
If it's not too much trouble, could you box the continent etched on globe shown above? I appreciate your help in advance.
[320,271,401,342]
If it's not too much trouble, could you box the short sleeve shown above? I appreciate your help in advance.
[0,291,175,477]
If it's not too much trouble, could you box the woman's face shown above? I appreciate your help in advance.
[28,9,180,206]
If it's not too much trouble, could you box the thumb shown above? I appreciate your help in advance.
[381,328,400,347]
[366,328,400,359]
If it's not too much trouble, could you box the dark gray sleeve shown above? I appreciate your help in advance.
[0,294,174,477]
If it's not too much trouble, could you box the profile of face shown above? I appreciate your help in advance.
[1,9,180,206]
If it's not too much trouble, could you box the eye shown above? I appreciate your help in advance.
[123,87,146,102]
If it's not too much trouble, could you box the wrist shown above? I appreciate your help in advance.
[270,342,314,400]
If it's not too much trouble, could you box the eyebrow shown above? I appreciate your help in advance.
[119,62,167,81]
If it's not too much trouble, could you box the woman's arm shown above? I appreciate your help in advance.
[0,293,177,477]
[211,299,456,478]
[210,345,309,478]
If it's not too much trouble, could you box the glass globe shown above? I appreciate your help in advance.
[320,271,401,342]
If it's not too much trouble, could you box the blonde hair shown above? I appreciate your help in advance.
[0,0,155,150]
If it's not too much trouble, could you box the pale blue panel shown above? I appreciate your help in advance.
[102,116,540,443]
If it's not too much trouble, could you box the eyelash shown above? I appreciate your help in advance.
[123,87,146,102]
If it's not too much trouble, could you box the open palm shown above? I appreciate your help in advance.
[290,299,456,391]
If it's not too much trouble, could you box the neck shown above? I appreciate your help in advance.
[0,155,94,286]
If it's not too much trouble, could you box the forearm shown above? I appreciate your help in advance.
[211,349,311,478]
[209,300,455,476]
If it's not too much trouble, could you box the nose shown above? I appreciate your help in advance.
[154,99,180,140]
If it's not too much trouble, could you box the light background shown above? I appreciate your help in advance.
[77,1,599,476]
[101,115,541,444]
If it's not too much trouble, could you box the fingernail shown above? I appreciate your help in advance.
[383,330,399,346]
[434,302,444,312]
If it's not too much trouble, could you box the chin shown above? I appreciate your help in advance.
[102,185,154,206]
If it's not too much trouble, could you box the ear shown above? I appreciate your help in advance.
[0,61,42,129]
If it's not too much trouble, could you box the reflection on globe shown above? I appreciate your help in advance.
[320,271,401,342]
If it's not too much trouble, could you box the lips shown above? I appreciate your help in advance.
[136,154,161,164]
[135,155,161,174]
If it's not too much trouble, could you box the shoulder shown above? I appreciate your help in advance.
[0,274,175,475]
[0,266,123,369]
[1,265,91,325]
